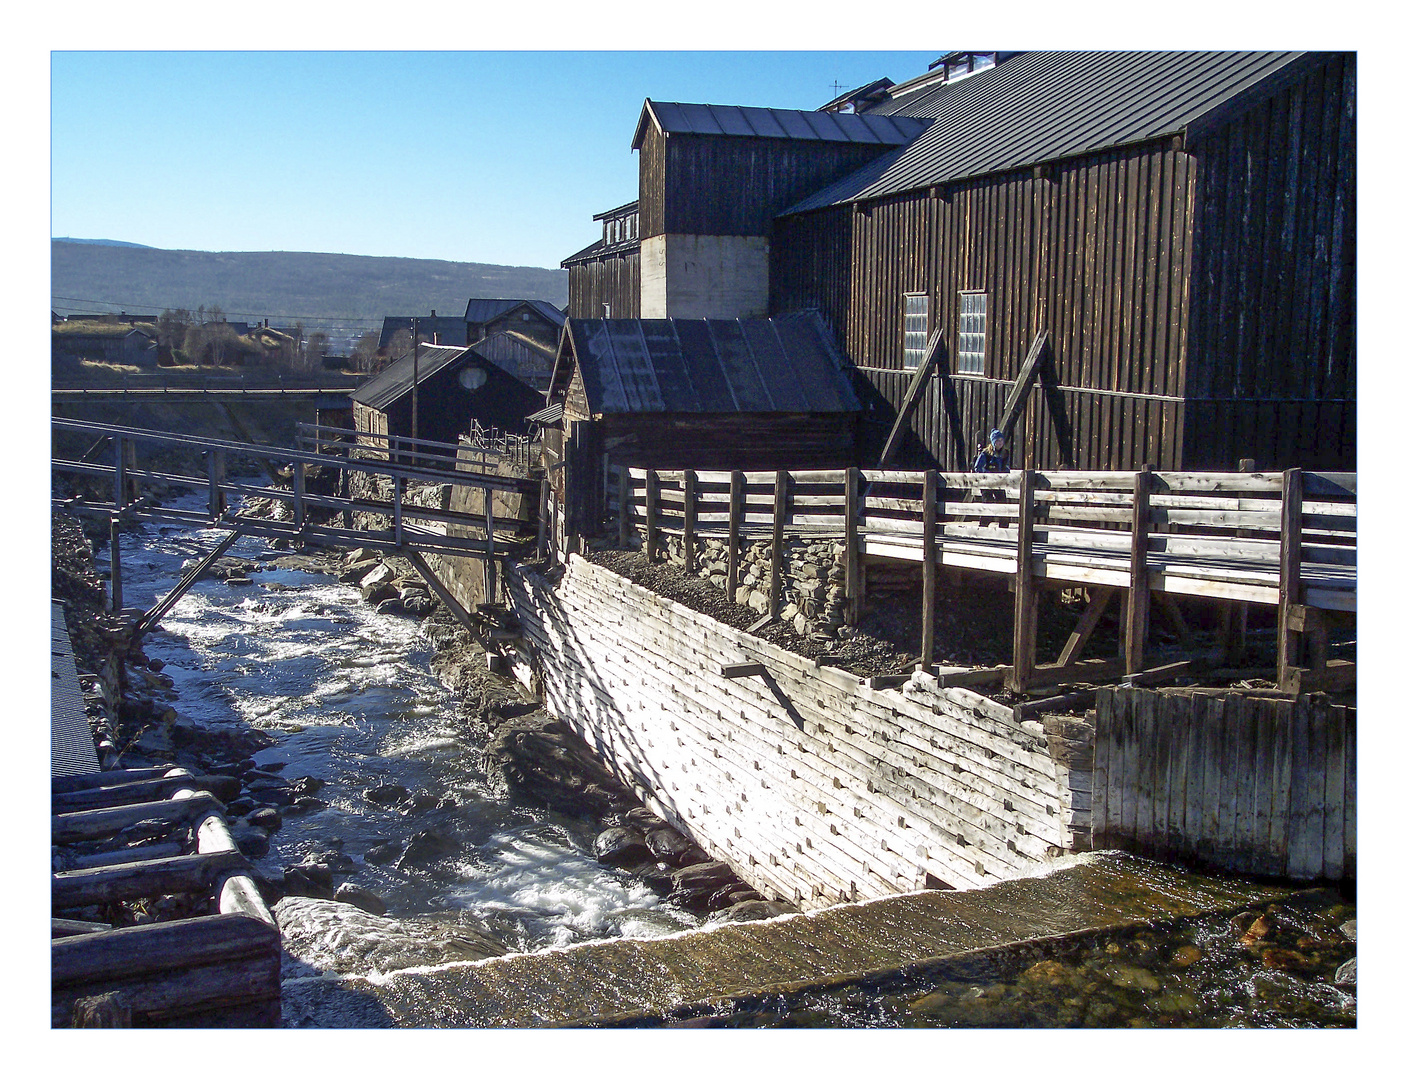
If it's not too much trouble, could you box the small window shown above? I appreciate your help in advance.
[957,291,987,374]
[602,302,611,318]
[903,293,929,370]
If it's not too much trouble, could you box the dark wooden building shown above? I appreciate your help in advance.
[350,343,543,448]
[632,101,928,320]
[562,201,642,319]
[771,50,1356,472]
[377,312,469,352]
[564,51,1355,473]
[464,299,565,355]
[545,312,860,531]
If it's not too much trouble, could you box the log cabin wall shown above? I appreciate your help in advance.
[771,56,1355,473]
[1182,53,1356,470]
[502,554,1087,909]
[772,138,1198,472]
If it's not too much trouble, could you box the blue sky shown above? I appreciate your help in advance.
[50,50,938,269]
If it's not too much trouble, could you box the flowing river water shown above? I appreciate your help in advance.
[98,494,1356,1029]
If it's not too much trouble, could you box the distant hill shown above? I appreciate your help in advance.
[53,237,154,248]
[51,242,569,339]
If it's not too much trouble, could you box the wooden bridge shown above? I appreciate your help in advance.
[610,464,1357,696]
[51,417,542,635]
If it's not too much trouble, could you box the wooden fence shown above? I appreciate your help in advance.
[1092,687,1355,882]
[609,465,1356,693]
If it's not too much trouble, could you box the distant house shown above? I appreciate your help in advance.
[464,298,565,354]
[350,343,544,451]
[52,325,159,368]
[377,312,469,353]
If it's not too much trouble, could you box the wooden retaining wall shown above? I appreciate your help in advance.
[1092,687,1355,881]
[502,554,1091,910]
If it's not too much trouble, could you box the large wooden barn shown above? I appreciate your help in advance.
[561,50,1356,472]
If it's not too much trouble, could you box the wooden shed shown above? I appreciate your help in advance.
[769,50,1356,472]
[350,343,544,452]
[546,311,861,534]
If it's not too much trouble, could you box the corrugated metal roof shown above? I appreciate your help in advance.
[556,312,859,416]
[561,235,641,267]
[350,344,470,411]
[377,315,468,351]
[782,51,1313,215]
[464,298,566,328]
[52,602,99,777]
[632,99,929,150]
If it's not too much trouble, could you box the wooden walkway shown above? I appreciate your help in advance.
[51,417,543,637]
[615,465,1356,694]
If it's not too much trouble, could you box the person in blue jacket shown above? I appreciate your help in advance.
[973,429,1009,473]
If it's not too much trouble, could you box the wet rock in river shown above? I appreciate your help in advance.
[282,865,336,900]
[228,822,270,859]
[645,826,696,866]
[364,840,402,865]
[365,783,410,806]
[594,827,651,868]
[333,883,389,917]
[246,806,283,833]
[1334,957,1356,988]
[398,828,462,868]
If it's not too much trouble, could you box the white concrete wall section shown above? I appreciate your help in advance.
[503,555,1085,912]
[638,234,771,320]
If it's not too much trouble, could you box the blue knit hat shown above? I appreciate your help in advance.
[989,429,1004,443]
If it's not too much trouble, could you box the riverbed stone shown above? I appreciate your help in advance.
[333,883,389,917]
[365,783,410,806]
[595,827,651,867]
[398,828,462,868]
[644,826,694,866]
[364,840,402,865]
[247,806,283,833]
[228,822,270,859]
[712,899,796,924]
[1334,957,1356,988]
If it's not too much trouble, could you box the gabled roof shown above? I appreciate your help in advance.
[350,344,469,411]
[593,200,639,221]
[550,312,860,416]
[818,78,895,113]
[561,234,641,267]
[377,315,468,351]
[464,298,566,328]
[631,99,929,151]
[782,50,1319,216]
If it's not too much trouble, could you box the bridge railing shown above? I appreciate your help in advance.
[604,463,1355,693]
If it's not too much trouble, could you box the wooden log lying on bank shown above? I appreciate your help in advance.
[52,766,180,794]
[53,917,112,938]
[51,915,281,1027]
[53,849,251,910]
[52,793,224,845]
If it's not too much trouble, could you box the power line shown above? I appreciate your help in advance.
[49,295,428,326]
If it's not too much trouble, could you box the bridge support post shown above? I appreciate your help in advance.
[769,471,788,619]
[683,470,697,575]
[107,515,123,614]
[727,471,743,600]
[844,467,863,626]
[1277,468,1304,691]
[1007,469,1037,692]
[207,449,226,520]
[921,469,938,673]
[1123,465,1152,676]
[482,487,497,604]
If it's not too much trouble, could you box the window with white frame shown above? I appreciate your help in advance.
[903,292,929,370]
[957,291,987,374]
